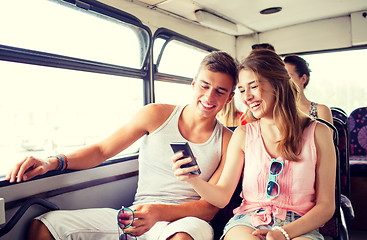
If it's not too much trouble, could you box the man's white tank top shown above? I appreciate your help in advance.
[133,105,223,206]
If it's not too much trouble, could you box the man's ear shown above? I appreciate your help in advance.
[191,79,196,87]
[226,92,235,103]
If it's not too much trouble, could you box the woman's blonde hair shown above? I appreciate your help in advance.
[239,49,311,161]
[218,100,241,127]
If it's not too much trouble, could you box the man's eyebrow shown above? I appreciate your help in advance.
[200,80,230,92]
[218,86,229,92]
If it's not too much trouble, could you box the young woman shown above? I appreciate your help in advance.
[284,55,333,124]
[173,49,336,240]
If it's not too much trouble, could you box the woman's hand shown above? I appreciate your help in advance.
[171,151,200,181]
[5,156,54,183]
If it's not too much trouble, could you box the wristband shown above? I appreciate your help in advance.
[48,154,68,171]
[57,154,68,171]
[48,156,63,171]
[273,226,290,240]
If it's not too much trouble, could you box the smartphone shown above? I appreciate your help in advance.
[170,142,201,175]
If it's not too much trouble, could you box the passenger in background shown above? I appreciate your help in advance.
[251,43,276,52]
[173,49,336,240]
[284,55,333,124]
[6,51,238,240]
[217,99,247,129]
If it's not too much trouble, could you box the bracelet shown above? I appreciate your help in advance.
[49,154,68,171]
[58,154,69,171]
[273,226,290,240]
[49,156,63,171]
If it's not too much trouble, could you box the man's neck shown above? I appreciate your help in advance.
[178,105,217,143]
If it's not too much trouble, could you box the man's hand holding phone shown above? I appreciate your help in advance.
[171,142,201,178]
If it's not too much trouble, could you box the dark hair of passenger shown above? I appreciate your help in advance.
[196,51,238,92]
[239,49,311,161]
[251,43,276,51]
[283,55,311,88]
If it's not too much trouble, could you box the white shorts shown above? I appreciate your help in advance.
[35,208,213,240]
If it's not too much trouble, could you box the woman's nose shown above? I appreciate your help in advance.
[244,90,253,102]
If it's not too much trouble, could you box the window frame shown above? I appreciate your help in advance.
[151,28,218,103]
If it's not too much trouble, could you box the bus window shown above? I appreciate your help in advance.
[0,61,143,176]
[155,81,193,105]
[154,39,210,104]
[156,40,208,78]
[301,49,367,115]
[0,0,150,176]
[1,0,148,68]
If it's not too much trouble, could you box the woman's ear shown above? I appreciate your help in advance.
[300,74,308,88]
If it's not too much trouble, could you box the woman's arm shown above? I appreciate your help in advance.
[278,122,336,238]
[173,126,246,208]
[124,125,235,236]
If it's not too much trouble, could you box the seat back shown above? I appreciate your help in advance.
[348,107,367,176]
[331,107,348,125]
[316,118,346,239]
[333,117,350,198]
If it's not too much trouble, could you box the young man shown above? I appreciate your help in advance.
[6,51,238,240]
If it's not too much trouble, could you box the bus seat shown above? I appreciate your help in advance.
[348,107,367,177]
[348,107,367,230]
[331,107,348,124]
[0,198,59,238]
[333,117,351,199]
[316,118,352,240]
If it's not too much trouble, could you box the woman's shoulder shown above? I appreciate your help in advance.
[314,119,333,139]
[316,103,331,112]
[316,103,333,123]
[235,120,258,136]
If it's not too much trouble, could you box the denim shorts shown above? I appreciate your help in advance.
[221,209,324,240]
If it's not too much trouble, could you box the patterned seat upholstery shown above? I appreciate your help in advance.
[331,107,348,125]
[348,107,367,176]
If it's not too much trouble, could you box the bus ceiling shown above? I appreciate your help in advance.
[117,0,367,56]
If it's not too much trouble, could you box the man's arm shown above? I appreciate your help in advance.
[6,104,172,182]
